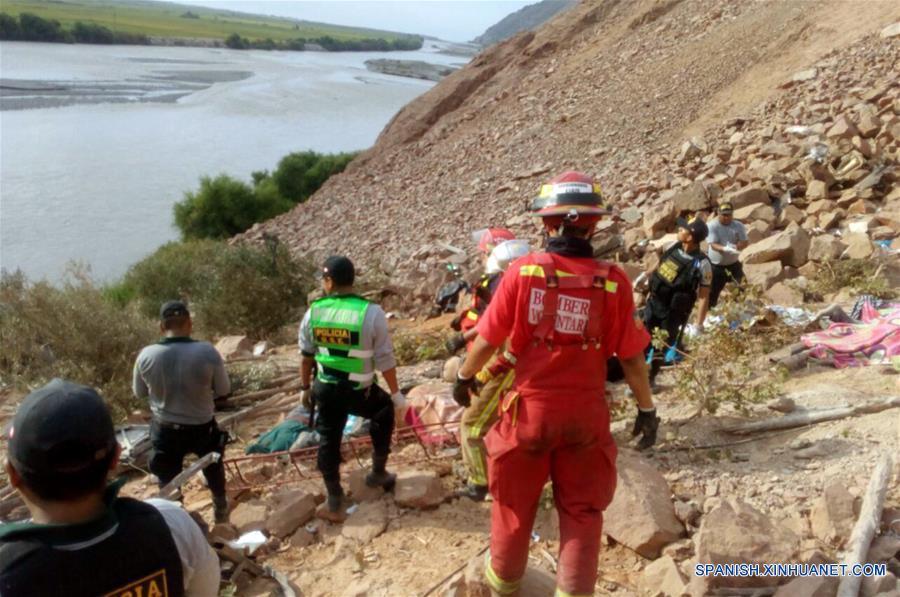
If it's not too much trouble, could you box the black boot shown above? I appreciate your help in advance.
[324,478,345,511]
[365,454,396,490]
[213,495,229,523]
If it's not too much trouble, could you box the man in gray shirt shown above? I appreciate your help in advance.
[298,256,403,521]
[133,300,231,522]
[706,202,749,307]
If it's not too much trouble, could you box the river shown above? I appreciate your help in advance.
[0,41,464,281]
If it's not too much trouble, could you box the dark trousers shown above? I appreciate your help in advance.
[313,380,394,487]
[149,418,226,498]
[643,294,693,383]
[710,262,744,308]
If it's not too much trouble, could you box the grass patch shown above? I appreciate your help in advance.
[1,0,422,43]
[805,258,896,301]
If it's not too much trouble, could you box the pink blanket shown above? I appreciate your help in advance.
[802,305,900,368]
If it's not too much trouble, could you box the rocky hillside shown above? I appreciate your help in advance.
[471,0,577,46]
[237,0,900,312]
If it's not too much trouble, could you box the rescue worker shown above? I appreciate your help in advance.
[706,202,748,307]
[298,256,404,521]
[446,228,517,354]
[0,379,219,596]
[644,217,712,387]
[453,171,658,596]
[456,239,530,502]
[133,300,231,523]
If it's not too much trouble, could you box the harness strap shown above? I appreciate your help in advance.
[529,253,611,347]
[532,254,559,344]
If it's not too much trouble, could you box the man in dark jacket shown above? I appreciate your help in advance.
[0,379,219,596]
[644,217,712,386]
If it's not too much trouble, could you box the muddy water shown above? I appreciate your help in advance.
[0,41,462,280]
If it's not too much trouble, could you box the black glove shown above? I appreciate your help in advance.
[453,374,475,408]
[632,408,660,449]
[450,314,463,332]
[445,333,467,355]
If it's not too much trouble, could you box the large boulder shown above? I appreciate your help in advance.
[215,336,254,360]
[604,455,683,558]
[733,202,776,224]
[808,235,847,262]
[342,499,389,543]
[742,229,808,267]
[766,282,804,306]
[742,234,792,265]
[809,483,857,547]
[266,492,317,538]
[394,470,445,509]
[645,201,677,236]
[725,186,770,210]
[842,233,875,259]
[744,262,785,290]
[231,501,268,534]
[696,499,800,587]
[639,556,688,597]
[672,182,712,213]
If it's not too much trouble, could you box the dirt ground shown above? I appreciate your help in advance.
[146,339,900,597]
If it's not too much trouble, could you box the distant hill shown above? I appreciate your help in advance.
[472,0,576,46]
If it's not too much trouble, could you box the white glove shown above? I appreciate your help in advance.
[391,391,406,409]
[723,243,740,255]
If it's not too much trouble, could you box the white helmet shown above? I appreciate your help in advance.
[485,239,530,274]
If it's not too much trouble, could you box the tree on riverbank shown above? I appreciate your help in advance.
[223,32,423,52]
[173,151,358,241]
[0,12,149,44]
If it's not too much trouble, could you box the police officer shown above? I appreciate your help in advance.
[0,379,219,596]
[644,217,712,386]
[453,171,658,596]
[134,300,231,523]
[298,256,403,521]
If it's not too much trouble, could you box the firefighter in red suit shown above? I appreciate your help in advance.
[454,171,659,596]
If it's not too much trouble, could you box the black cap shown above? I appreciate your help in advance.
[322,255,355,286]
[8,379,116,479]
[159,300,189,319]
[676,216,709,243]
[718,202,734,214]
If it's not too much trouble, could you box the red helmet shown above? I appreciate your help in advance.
[475,228,516,254]
[530,171,608,218]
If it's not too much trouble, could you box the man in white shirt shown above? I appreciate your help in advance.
[706,202,749,307]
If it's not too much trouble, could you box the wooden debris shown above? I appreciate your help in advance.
[157,452,221,500]
[724,397,900,435]
[836,453,894,597]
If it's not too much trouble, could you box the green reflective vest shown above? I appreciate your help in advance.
[309,294,375,388]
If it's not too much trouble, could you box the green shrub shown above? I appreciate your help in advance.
[0,13,20,40]
[270,150,357,203]
[0,267,157,420]
[173,174,294,240]
[121,239,314,338]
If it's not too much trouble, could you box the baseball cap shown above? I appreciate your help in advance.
[676,216,709,243]
[718,202,734,214]
[8,379,116,480]
[322,255,355,286]
[159,300,189,319]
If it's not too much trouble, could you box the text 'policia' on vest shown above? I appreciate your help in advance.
[310,294,375,389]
[650,242,706,308]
